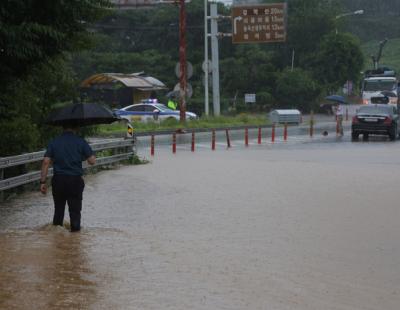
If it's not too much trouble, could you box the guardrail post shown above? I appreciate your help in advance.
[245,127,249,147]
[226,129,231,148]
[257,127,262,144]
[310,110,314,138]
[271,123,275,143]
[212,129,216,151]
[191,131,195,152]
[150,135,155,156]
[172,133,177,154]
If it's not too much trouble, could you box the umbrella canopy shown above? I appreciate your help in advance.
[325,95,346,104]
[166,90,180,98]
[380,91,397,98]
[45,103,120,126]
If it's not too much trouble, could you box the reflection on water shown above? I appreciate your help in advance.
[0,225,97,310]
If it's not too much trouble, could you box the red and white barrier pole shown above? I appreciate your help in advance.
[191,131,195,152]
[245,127,249,147]
[283,123,288,141]
[271,123,275,143]
[336,119,340,136]
[212,129,216,151]
[226,129,231,148]
[150,134,155,156]
[310,110,314,138]
[172,133,176,154]
[257,127,262,144]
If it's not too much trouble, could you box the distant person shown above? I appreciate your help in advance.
[334,103,344,136]
[40,125,96,232]
[167,98,178,110]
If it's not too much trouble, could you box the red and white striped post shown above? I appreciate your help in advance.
[212,129,216,151]
[245,127,249,147]
[283,123,288,141]
[172,133,176,154]
[271,123,275,143]
[336,119,340,136]
[191,131,195,152]
[226,129,231,148]
[150,134,155,156]
[310,110,314,138]
[257,127,262,144]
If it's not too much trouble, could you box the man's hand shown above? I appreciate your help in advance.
[40,183,47,195]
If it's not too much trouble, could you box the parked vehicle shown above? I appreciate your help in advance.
[115,100,198,122]
[351,104,399,141]
[361,68,399,105]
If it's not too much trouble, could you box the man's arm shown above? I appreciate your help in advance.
[40,157,52,194]
[87,155,96,166]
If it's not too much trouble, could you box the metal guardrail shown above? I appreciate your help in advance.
[0,139,135,192]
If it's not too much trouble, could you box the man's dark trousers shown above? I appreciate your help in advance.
[51,175,85,232]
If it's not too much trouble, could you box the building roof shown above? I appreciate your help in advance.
[80,72,167,91]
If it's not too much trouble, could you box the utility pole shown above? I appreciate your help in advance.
[204,0,209,116]
[210,2,220,116]
[179,0,187,122]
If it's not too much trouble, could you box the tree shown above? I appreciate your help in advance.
[312,32,364,91]
[275,68,322,111]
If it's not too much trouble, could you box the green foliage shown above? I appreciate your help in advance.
[339,0,400,41]
[0,117,40,157]
[361,38,400,73]
[275,68,321,111]
[312,32,365,91]
[0,0,112,156]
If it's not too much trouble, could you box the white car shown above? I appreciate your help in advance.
[115,101,198,123]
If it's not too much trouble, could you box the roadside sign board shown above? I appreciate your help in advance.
[245,93,256,103]
[232,3,287,44]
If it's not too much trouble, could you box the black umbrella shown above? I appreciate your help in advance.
[166,90,180,98]
[45,103,120,126]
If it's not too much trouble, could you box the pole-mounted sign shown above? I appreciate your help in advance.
[232,3,287,44]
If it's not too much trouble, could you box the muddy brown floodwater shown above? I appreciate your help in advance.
[1,140,400,309]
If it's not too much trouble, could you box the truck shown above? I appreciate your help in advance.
[361,68,399,105]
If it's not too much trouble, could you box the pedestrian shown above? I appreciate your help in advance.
[40,124,96,232]
[167,98,178,110]
[335,103,344,136]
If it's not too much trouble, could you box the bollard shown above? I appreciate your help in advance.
[191,131,195,152]
[245,127,249,147]
[283,123,288,141]
[345,108,349,121]
[212,129,216,151]
[172,133,176,154]
[310,110,314,138]
[150,134,155,156]
[336,119,340,136]
[271,123,275,143]
[257,127,262,144]
[226,129,231,148]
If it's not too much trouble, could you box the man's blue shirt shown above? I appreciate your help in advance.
[45,132,93,176]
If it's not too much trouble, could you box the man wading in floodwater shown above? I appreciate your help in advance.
[40,125,96,232]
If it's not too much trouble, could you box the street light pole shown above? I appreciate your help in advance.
[335,9,364,34]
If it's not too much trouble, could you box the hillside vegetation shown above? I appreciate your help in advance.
[361,38,400,73]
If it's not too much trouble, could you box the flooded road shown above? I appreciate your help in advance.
[1,137,400,309]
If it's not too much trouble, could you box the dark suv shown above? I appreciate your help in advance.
[351,104,399,141]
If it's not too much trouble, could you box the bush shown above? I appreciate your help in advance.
[0,117,40,156]
[275,68,322,112]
